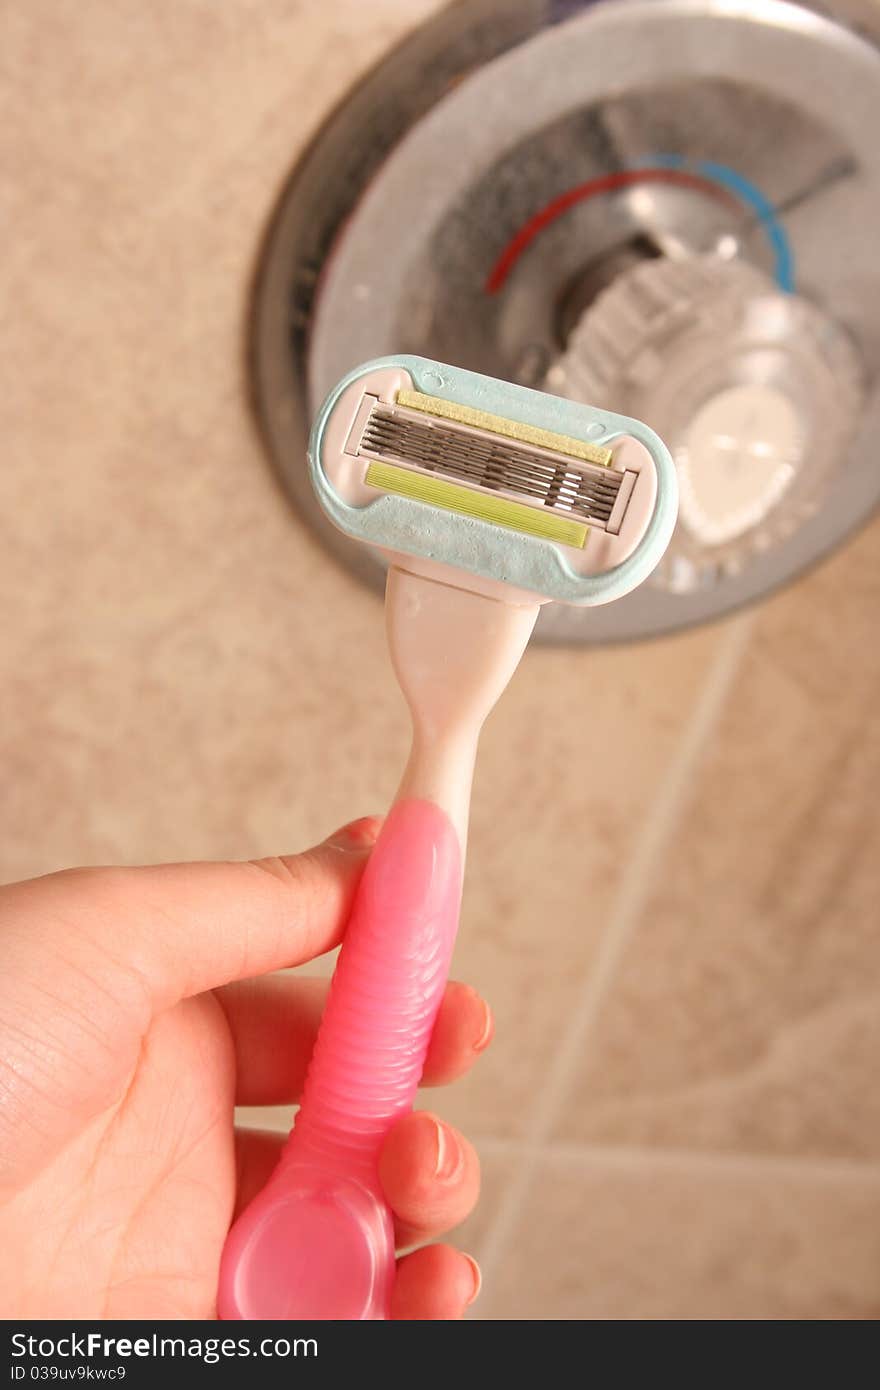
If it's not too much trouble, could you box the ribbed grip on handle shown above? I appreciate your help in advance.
[285,797,463,1185]
[217,797,463,1321]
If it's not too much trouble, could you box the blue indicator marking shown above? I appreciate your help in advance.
[647,153,795,293]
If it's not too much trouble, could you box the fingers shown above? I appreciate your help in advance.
[221,976,493,1106]
[422,983,494,1088]
[378,1111,480,1249]
[235,1127,482,1318]
[235,1110,481,1250]
[391,1244,481,1320]
[1,816,382,1012]
[221,977,326,1107]
[233,1128,284,1220]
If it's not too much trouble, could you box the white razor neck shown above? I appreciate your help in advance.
[385,566,538,847]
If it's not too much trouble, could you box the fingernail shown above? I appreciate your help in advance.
[429,1116,464,1184]
[325,816,383,851]
[463,1254,482,1306]
[473,998,494,1054]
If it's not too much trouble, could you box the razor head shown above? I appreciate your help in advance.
[309,356,678,607]
[359,392,634,538]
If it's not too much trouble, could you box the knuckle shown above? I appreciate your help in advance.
[247,852,314,894]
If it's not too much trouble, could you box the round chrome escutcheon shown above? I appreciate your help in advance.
[253,0,880,643]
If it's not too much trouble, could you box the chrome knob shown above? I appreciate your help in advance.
[546,255,865,593]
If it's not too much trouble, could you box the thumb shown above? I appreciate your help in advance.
[1,817,382,1012]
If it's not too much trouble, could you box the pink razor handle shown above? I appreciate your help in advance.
[218,798,463,1321]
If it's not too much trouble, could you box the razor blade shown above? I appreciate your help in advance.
[308,356,678,606]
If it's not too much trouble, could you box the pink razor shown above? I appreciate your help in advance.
[218,357,676,1319]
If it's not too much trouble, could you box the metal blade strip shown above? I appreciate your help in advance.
[359,404,623,525]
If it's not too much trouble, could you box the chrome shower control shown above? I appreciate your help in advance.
[253,0,880,643]
[546,255,865,594]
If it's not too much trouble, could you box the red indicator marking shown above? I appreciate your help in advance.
[485,168,739,295]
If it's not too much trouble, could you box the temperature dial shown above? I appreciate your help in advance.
[546,255,864,592]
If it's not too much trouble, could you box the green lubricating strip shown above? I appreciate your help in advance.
[364,460,589,550]
[396,389,613,467]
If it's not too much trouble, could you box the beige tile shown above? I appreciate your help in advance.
[236,1104,296,1138]
[483,1151,880,1320]
[556,517,880,1159]
[0,0,446,881]
[433,622,727,1140]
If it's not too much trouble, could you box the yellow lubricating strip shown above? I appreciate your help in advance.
[396,389,613,467]
[364,460,589,550]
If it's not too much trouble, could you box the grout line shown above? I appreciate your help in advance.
[474,614,755,1308]
[472,1134,880,1183]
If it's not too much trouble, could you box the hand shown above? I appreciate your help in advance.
[0,818,490,1319]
